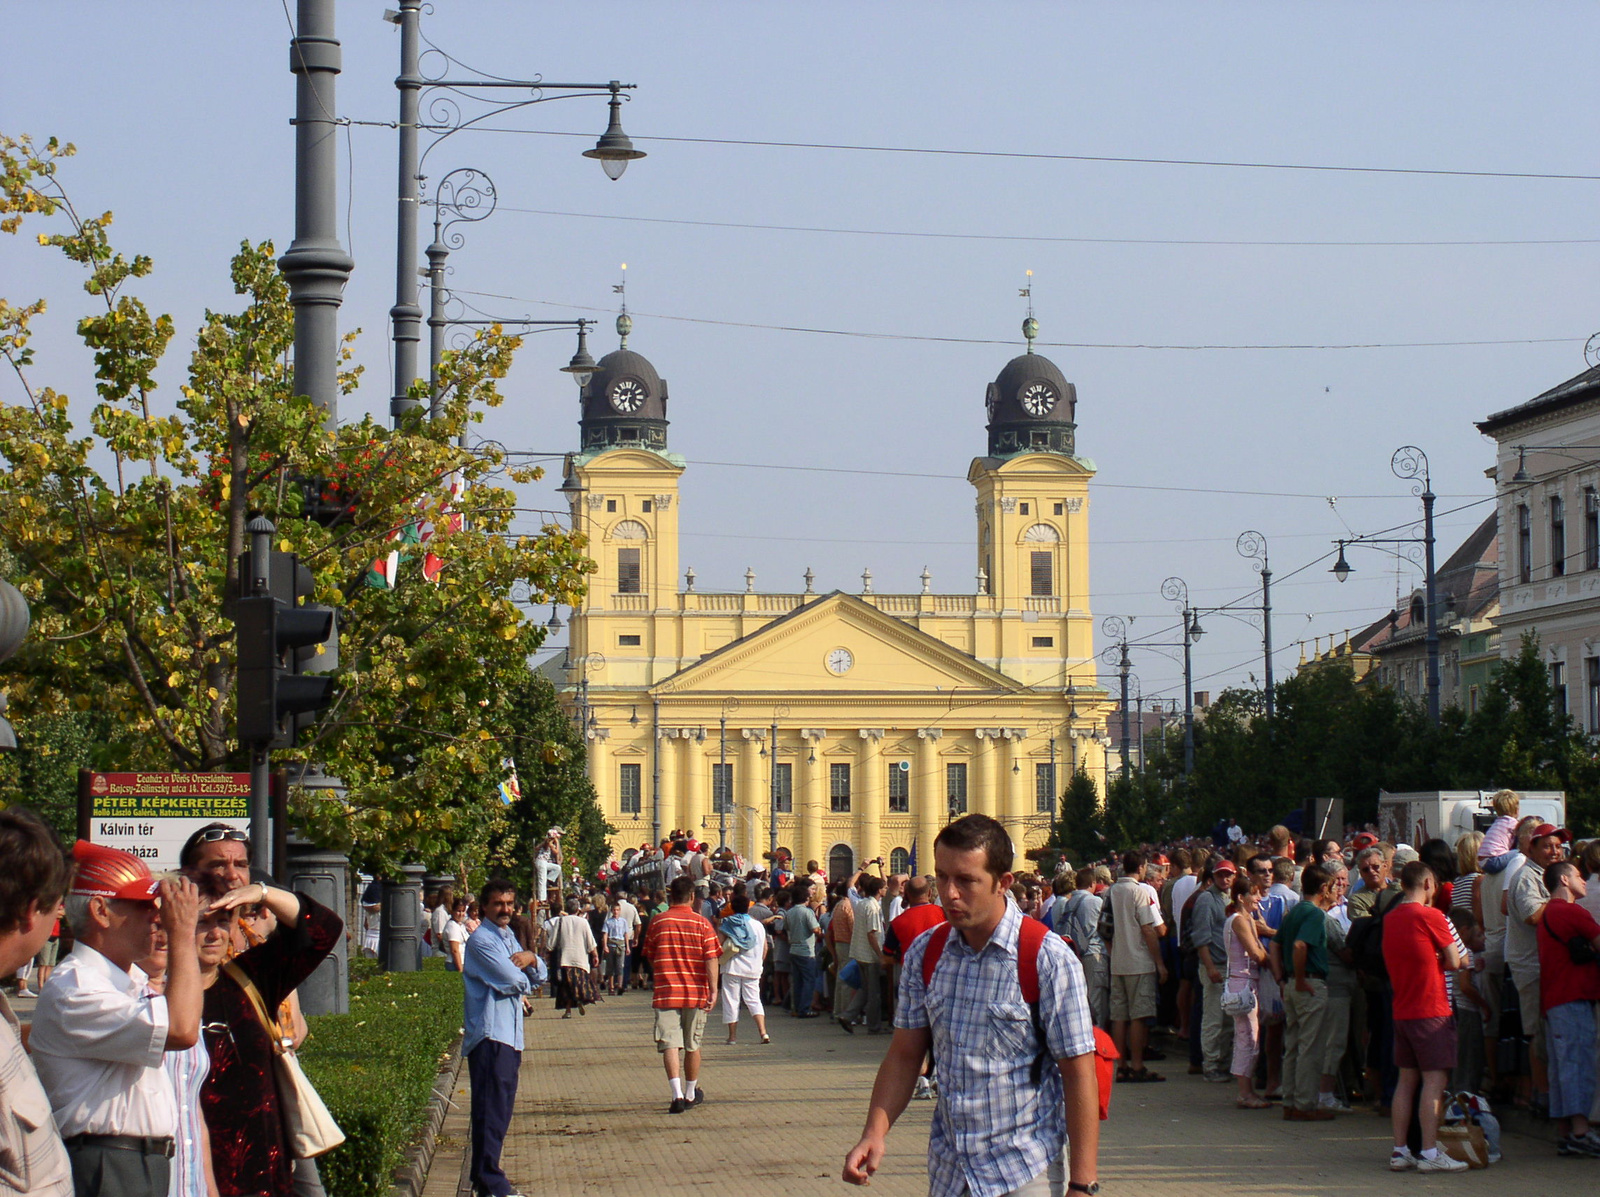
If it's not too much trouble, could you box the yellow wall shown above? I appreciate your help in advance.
[560,444,1110,869]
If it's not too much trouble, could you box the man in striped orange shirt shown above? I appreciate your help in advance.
[643,876,720,1114]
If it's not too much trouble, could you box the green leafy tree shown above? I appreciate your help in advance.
[0,133,607,872]
[1052,767,1106,866]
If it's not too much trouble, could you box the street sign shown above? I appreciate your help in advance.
[78,771,251,870]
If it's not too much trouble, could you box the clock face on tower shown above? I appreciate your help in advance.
[1019,381,1058,417]
[985,383,999,421]
[825,647,854,675]
[609,377,647,413]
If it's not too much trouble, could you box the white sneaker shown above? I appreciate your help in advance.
[913,1077,933,1100]
[1417,1151,1467,1173]
[1318,1096,1351,1114]
[1388,1148,1418,1172]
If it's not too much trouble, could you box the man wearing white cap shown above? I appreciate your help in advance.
[30,841,200,1197]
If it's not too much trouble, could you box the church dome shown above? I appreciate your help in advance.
[579,340,669,453]
[985,343,1077,459]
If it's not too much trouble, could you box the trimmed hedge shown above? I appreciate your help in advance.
[298,959,463,1197]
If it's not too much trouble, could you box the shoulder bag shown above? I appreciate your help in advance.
[222,961,346,1159]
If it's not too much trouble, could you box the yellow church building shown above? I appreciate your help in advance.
[553,313,1111,877]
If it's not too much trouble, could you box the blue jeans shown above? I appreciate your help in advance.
[1546,1000,1597,1120]
[791,954,821,1014]
[468,1039,521,1197]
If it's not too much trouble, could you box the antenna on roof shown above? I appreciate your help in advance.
[614,263,631,348]
[1020,270,1038,353]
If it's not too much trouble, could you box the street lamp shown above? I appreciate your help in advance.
[1161,578,1204,777]
[387,0,643,422]
[1328,445,1440,725]
[718,697,740,852]
[1237,531,1275,723]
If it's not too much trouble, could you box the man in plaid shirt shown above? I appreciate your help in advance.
[844,815,1100,1197]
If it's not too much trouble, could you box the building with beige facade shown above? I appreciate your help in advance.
[1479,362,1600,730]
[549,316,1111,875]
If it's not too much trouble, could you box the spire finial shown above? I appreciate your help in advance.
[1020,270,1038,353]
[614,263,632,347]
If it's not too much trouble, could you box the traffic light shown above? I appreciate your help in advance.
[236,551,337,748]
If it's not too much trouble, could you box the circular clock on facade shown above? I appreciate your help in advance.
[825,647,854,675]
[609,377,647,413]
[1019,380,1057,417]
[985,383,999,421]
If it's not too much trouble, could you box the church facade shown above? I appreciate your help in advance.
[553,316,1111,875]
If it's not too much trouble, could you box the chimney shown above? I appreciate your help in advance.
[1194,690,1210,709]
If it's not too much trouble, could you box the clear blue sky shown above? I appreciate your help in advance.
[6,1,1599,708]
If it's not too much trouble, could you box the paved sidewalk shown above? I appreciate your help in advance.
[423,995,1584,1196]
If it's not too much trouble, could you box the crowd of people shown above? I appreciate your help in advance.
[8,789,1600,1197]
[0,808,342,1197]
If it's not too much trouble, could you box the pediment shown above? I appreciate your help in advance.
[652,592,1023,697]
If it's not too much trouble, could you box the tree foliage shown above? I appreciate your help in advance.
[0,133,609,873]
[1176,633,1600,837]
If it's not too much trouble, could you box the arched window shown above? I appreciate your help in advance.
[827,843,855,883]
[1409,595,1425,627]
[889,846,910,876]
[611,519,648,540]
[1021,523,1060,543]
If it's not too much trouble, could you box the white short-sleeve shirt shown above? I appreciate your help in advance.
[29,943,177,1139]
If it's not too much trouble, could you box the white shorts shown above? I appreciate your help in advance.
[721,976,763,1023]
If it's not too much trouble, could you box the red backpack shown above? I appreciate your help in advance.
[921,917,1119,1120]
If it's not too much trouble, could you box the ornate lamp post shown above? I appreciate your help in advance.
[1160,579,1205,777]
[1237,531,1275,723]
[387,0,643,423]
[1330,445,1439,725]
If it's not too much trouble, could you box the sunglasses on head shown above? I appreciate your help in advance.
[196,828,249,846]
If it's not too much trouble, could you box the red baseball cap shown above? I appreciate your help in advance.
[71,840,160,901]
[1531,823,1572,844]
[1351,833,1378,850]
[1213,860,1238,876]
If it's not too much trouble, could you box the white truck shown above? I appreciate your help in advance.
[1376,790,1566,849]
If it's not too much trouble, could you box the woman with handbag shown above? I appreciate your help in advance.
[547,897,599,1018]
[1224,878,1271,1109]
[195,878,344,1197]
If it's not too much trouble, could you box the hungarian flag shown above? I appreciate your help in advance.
[421,478,465,585]
[365,522,421,589]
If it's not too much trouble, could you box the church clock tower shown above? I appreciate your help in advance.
[969,313,1096,674]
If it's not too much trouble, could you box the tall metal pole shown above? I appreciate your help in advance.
[426,229,448,413]
[769,717,779,858]
[1182,611,1196,778]
[1118,641,1131,782]
[1135,691,1145,775]
[1422,486,1440,725]
[1262,564,1275,722]
[280,0,353,429]
[246,516,275,873]
[390,0,424,424]
[1048,735,1057,825]
[718,713,728,851]
[651,698,662,847]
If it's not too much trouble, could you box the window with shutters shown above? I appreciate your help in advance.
[946,762,968,815]
[888,763,909,812]
[829,763,851,812]
[1030,550,1053,597]
[1552,495,1567,577]
[773,762,793,813]
[619,763,642,814]
[711,763,734,814]
[1035,762,1056,813]
[617,547,641,593]
[889,847,910,875]
[1587,488,1599,571]
[1519,505,1532,584]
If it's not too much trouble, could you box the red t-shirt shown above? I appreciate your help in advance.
[1538,899,1600,1012]
[642,905,720,1010]
[887,902,947,961]
[1383,901,1455,1020]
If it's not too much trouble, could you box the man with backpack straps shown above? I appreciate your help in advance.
[843,815,1099,1197]
[1053,868,1107,1030]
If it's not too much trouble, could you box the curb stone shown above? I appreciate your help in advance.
[388,1033,465,1197]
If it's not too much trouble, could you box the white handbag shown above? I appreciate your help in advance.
[1219,981,1256,1016]
[224,962,346,1158]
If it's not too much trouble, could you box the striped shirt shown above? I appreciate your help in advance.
[897,901,1096,1197]
[164,1040,211,1197]
[643,906,719,1010]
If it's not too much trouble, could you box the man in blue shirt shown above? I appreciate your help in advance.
[843,815,1100,1197]
[463,880,536,1197]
